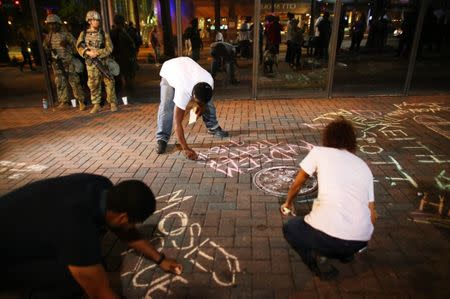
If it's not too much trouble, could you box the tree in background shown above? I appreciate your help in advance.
[58,0,99,36]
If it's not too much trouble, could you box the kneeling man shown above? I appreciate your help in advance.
[0,174,182,298]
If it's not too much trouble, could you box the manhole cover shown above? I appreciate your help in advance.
[253,166,318,201]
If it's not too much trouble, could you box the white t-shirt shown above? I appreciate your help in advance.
[301,146,374,241]
[159,57,214,110]
[314,16,323,37]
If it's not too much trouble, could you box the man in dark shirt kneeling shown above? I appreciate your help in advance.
[0,173,182,299]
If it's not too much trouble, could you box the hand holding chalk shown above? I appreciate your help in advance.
[174,266,182,275]
[160,257,183,275]
[280,206,291,215]
[280,203,296,216]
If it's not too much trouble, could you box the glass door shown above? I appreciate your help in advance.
[256,0,332,98]
[332,0,420,96]
[181,0,255,100]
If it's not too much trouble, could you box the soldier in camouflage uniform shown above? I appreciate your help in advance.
[43,14,85,110]
[76,10,118,113]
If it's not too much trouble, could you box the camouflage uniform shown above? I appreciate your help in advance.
[43,15,84,108]
[76,23,117,109]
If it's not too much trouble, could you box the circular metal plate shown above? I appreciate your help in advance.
[253,166,318,201]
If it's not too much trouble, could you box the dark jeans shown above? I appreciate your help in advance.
[350,33,364,51]
[283,217,367,270]
[2,259,83,299]
[238,40,252,58]
[289,43,302,67]
[285,40,293,63]
[191,47,200,62]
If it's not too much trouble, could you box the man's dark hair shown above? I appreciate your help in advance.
[193,82,213,103]
[322,117,357,153]
[106,180,156,223]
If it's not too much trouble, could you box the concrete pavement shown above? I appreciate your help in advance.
[0,95,449,298]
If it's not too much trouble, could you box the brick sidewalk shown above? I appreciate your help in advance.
[0,96,449,298]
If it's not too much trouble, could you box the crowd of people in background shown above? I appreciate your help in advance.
[5,4,450,90]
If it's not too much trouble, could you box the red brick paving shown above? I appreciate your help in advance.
[0,96,449,298]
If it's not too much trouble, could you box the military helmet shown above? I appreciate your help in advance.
[86,10,101,22]
[45,14,62,24]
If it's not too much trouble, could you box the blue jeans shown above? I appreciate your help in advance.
[156,78,219,142]
[283,217,367,270]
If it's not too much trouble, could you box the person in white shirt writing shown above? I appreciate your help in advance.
[156,57,229,160]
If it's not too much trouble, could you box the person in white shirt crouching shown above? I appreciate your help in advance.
[281,117,377,280]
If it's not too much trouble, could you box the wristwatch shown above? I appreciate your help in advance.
[156,253,166,265]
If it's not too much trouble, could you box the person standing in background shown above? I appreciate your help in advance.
[77,10,118,113]
[110,15,137,95]
[43,14,85,110]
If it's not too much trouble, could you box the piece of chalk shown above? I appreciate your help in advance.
[281,206,291,215]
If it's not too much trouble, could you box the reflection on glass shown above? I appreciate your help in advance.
[257,0,332,98]
[181,0,254,100]
[411,1,450,94]
[0,0,101,107]
[333,0,419,96]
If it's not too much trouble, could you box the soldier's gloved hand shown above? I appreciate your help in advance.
[86,49,98,58]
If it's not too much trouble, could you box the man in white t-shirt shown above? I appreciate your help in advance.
[281,117,377,280]
[156,57,229,160]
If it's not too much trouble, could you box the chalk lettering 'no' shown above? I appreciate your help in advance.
[121,191,241,298]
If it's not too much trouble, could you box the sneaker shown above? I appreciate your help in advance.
[156,140,167,154]
[207,126,229,138]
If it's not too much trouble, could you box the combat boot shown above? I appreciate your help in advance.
[78,101,86,111]
[90,104,101,114]
[110,103,118,112]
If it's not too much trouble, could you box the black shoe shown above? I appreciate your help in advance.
[311,254,339,281]
[156,140,167,154]
[207,126,229,138]
[230,79,240,85]
[339,254,355,264]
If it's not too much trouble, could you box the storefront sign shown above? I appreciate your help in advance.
[261,3,298,11]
